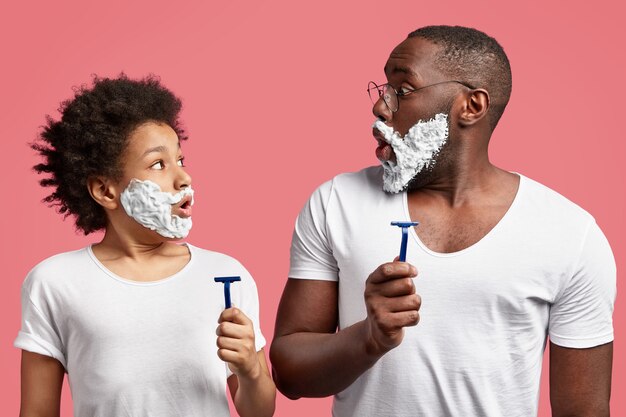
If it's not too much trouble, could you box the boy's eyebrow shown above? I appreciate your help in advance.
[141,142,182,158]
[141,146,168,157]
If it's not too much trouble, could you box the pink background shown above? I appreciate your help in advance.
[1,0,623,415]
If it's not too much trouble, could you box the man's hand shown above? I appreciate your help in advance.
[364,260,421,355]
[271,265,421,399]
[217,308,261,379]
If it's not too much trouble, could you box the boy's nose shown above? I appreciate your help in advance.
[175,167,192,190]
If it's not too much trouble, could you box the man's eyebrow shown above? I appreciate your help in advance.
[385,65,418,77]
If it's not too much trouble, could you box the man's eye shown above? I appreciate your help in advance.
[177,158,185,167]
[398,87,414,96]
[151,161,164,170]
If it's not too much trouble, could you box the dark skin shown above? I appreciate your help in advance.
[271,37,612,415]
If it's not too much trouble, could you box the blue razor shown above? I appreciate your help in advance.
[391,221,419,262]
[214,276,241,308]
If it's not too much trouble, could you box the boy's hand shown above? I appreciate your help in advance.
[217,308,260,379]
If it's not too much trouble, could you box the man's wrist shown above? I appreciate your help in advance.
[360,319,390,359]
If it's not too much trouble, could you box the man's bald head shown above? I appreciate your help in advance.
[408,26,512,131]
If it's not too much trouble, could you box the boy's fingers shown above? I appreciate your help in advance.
[216,321,253,339]
[221,307,253,326]
[217,348,240,364]
[217,336,243,351]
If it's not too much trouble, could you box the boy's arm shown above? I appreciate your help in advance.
[20,350,64,417]
[218,308,275,417]
[227,350,275,417]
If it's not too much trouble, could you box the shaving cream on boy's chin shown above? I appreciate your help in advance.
[120,179,194,239]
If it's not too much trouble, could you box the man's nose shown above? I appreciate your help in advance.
[372,95,392,123]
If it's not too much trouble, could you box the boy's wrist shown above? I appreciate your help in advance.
[236,360,263,383]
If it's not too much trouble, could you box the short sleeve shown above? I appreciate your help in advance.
[14,273,67,368]
[288,180,339,281]
[244,274,266,353]
[227,265,266,378]
[231,263,266,353]
[549,221,617,348]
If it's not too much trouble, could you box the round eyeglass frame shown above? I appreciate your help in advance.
[367,80,475,113]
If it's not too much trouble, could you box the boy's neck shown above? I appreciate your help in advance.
[93,227,182,261]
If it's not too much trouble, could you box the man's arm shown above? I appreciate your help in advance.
[270,261,420,399]
[550,341,613,417]
[20,350,64,417]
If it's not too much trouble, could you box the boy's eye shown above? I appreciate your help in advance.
[151,161,164,170]
[177,158,185,167]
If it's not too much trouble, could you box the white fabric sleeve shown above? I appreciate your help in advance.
[549,220,617,348]
[227,265,266,378]
[233,264,266,352]
[14,275,67,368]
[247,277,267,353]
[288,180,339,281]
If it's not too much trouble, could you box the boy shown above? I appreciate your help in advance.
[16,75,275,417]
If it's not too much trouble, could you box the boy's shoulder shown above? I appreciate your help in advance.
[187,244,242,265]
[23,247,91,291]
[186,244,254,279]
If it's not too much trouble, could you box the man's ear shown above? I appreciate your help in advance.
[458,88,490,127]
[87,176,119,210]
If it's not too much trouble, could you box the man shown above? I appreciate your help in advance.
[270,26,615,416]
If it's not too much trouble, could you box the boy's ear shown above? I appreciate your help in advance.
[87,176,119,210]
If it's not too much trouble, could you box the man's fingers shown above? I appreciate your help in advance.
[367,262,418,284]
[397,310,420,327]
[378,310,421,331]
[376,277,417,297]
[389,294,422,313]
[369,295,421,320]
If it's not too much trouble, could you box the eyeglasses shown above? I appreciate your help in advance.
[367,80,475,113]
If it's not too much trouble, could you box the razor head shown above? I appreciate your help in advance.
[391,221,419,228]
[214,276,242,283]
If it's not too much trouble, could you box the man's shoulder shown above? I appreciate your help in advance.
[311,165,383,199]
[519,174,594,223]
[332,165,383,187]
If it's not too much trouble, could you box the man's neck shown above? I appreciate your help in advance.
[408,156,508,207]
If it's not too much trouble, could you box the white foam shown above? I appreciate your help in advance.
[373,113,449,193]
[120,179,194,239]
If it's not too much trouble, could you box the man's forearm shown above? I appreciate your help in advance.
[270,320,384,399]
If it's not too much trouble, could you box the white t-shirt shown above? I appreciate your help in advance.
[15,243,265,417]
[289,166,616,417]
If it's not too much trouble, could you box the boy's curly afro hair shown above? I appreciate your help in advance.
[32,74,187,235]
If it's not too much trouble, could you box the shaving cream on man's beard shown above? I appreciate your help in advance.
[373,113,449,193]
[120,179,194,239]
